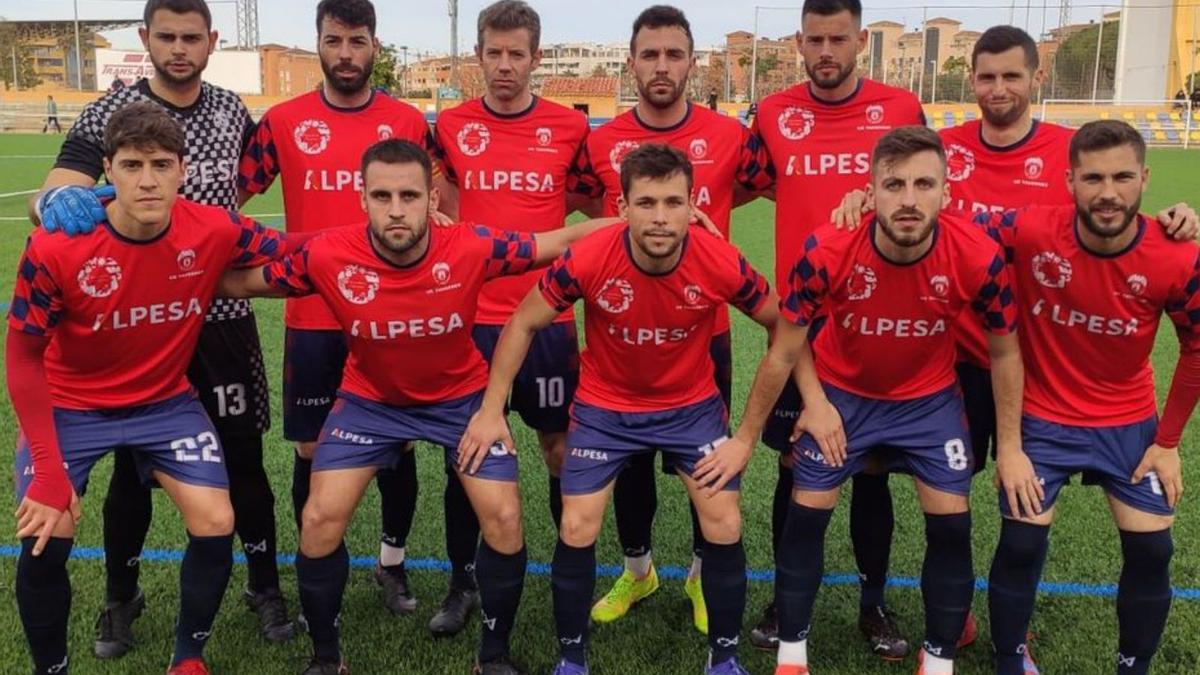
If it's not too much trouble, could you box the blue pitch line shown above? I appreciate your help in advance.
[2,545,1199,601]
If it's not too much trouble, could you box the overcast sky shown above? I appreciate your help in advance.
[2,1,1108,55]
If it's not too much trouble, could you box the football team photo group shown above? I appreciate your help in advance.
[5,0,1199,673]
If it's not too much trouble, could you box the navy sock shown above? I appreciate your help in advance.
[921,512,973,660]
[702,540,747,665]
[103,447,151,603]
[776,502,833,642]
[297,542,349,664]
[1116,529,1174,675]
[475,542,527,661]
[988,519,1050,675]
[771,462,791,556]
[548,476,563,531]
[17,537,73,675]
[552,539,596,667]
[378,450,418,563]
[173,533,233,664]
[613,452,656,558]
[291,451,313,532]
[444,467,480,589]
[851,472,893,609]
[689,503,705,557]
[225,434,279,593]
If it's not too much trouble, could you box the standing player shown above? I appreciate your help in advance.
[429,0,591,636]
[221,139,616,675]
[9,102,300,675]
[237,0,441,616]
[718,126,1029,675]
[462,144,777,675]
[982,121,1199,675]
[28,0,291,653]
[567,5,774,632]
[747,0,927,654]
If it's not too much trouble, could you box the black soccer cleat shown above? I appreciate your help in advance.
[473,654,525,675]
[749,601,779,651]
[428,584,480,637]
[93,588,146,659]
[374,563,417,615]
[301,658,348,675]
[858,605,910,661]
[244,587,296,643]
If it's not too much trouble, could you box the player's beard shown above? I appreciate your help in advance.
[877,209,937,249]
[1077,195,1141,240]
[632,228,684,259]
[322,56,374,96]
[979,93,1029,129]
[805,58,855,92]
[372,212,429,256]
[151,53,207,86]
[637,76,687,110]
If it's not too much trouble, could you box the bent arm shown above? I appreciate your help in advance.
[478,290,562,416]
[733,317,818,443]
[531,218,620,266]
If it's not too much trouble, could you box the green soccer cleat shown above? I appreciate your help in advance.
[683,574,708,635]
[590,564,660,623]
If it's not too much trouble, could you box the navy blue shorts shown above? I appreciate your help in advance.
[793,384,973,495]
[283,328,348,442]
[957,361,995,476]
[15,393,227,501]
[564,394,733,495]
[313,390,517,482]
[1010,414,1170,517]
[472,322,579,434]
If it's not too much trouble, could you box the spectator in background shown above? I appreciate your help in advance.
[42,96,62,134]
[708,88,719,110]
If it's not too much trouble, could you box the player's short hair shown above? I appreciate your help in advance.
[143,0,212,31]
[802,0,862,21]
[1069,120,1146,167]
[619,144,694,197]
[630,6,694,54]
[972,25,1039,71]
[104,101,186,161]
[871,126,946,173]
[477,0,541,52]
[360,139,433,187]
[316,0,377,37]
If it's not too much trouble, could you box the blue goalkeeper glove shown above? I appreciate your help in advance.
[35,185,116,236]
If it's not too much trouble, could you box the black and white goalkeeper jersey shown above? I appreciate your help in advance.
[55,78,257,323]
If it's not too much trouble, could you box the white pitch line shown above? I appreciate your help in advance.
[0,155,57,159]
[0,189,38,199]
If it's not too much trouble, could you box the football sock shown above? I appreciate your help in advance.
[548,475,564,530]
[291,451,313,532]
[378,449,418,572]
[988,519,1050,675]
[922,512,974,661]
[851,471,893,610]
[771,461,791,555]
[297,542,349,664]
[689,554,703,580]
[103,447,151,603]
[702,539,747,666]
[777,639,808,666]
[552,539,596,667]
[224,433,279,593]
[921,650,954,674]
[614,451,656,559]
[444,466,480,589]
[1116,528,1174,675]
[776,503,833,643]
[690,501,705,556]
[475,541,527,662]
[173,533,233,664]
[17,537,73,675]
[626,552,652,579]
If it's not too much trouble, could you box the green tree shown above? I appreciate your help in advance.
[0,20,42,90]
[1050,21,1119,100]
[370,43,401,93]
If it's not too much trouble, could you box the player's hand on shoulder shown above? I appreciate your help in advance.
[689,208,723,239]
[458,408,515,475]
[995,448,1045,521]
[692,435,752,497]
[831,186,871,230]
[430,210,457,228]
[36,185,114,236]
[791,397,846,466]
[1158,203,1198,241]
[15,489,80,556]
[1133,443,1183,508]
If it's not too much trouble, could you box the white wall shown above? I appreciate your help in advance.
[1114,0,1173,102]
[95,49,262,94]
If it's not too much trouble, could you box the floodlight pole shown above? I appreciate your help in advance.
[11,45,19,90]
[1092,9,1105,102]
[73,0,83,89]
[750,7,759,103]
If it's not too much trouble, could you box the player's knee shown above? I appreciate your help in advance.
[299,503,345,553]
[779,452,794,470]
[698,509,742,545]
[478,497,524,551]
[559,506,602,547]
[189,502,235,537]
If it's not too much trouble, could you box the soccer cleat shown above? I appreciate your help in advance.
[683,574,709,635]
[551,659,589,675]
[244,587,295,642]
[166,658,210,675]
[373,563,418,615]
[705,656,751,675]
[301,658,349,675]
[473,654,525,675]
[772,665,809,675]
[956,610,977,649]
[428,584,479,636]
[590,565,660,623]
[94,588,146,659]
[858,605,910,661]
[749,601,779,651]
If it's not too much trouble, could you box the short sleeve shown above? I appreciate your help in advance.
[262,247,315,297]
[430,124,458,185]
[53,103,108,179]
[779,234,828,327]
[237,111,280,195]
[566,141,604,198]
[1166,250,1200,353]
[473,225,538,280]
[538,248,585,312]
[736,125,775,192]
[970,252,1018,336]
[226,211,287,267]
[727,253,771,315]
[7,237,65,338]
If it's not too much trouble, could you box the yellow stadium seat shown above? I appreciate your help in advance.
[1154,131,1166,141]
[954,109,965,120]
[931,118,943,129]
[1170,112,1182,121]
[1146,112,1156,121]
[1122,111,1135,120]
[1100,111,1110,119]
[1191,131,1200,141]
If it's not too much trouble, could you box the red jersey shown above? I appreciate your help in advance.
[264,223,537,406]
[238,89,433,330]
[983,206,1200,426]
[8,201,286,409]
[941,119,1075,368]
[538,223,770,412]
[433,97,589,325]
[781,214,1016,400]
[568,103,773,333]
[752,78,925,288]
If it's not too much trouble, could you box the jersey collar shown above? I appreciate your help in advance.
[1073,213,1146,259]
[366,224,432,269]
[868,217,939,267]
[319,87,378,114]
[137,78,205,115]
[102,219,172,246]
[632,102,693,133]
[978,119,1040,153]
[481,95,538,120]
[622,226,688,276]
[806,77,866,107]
